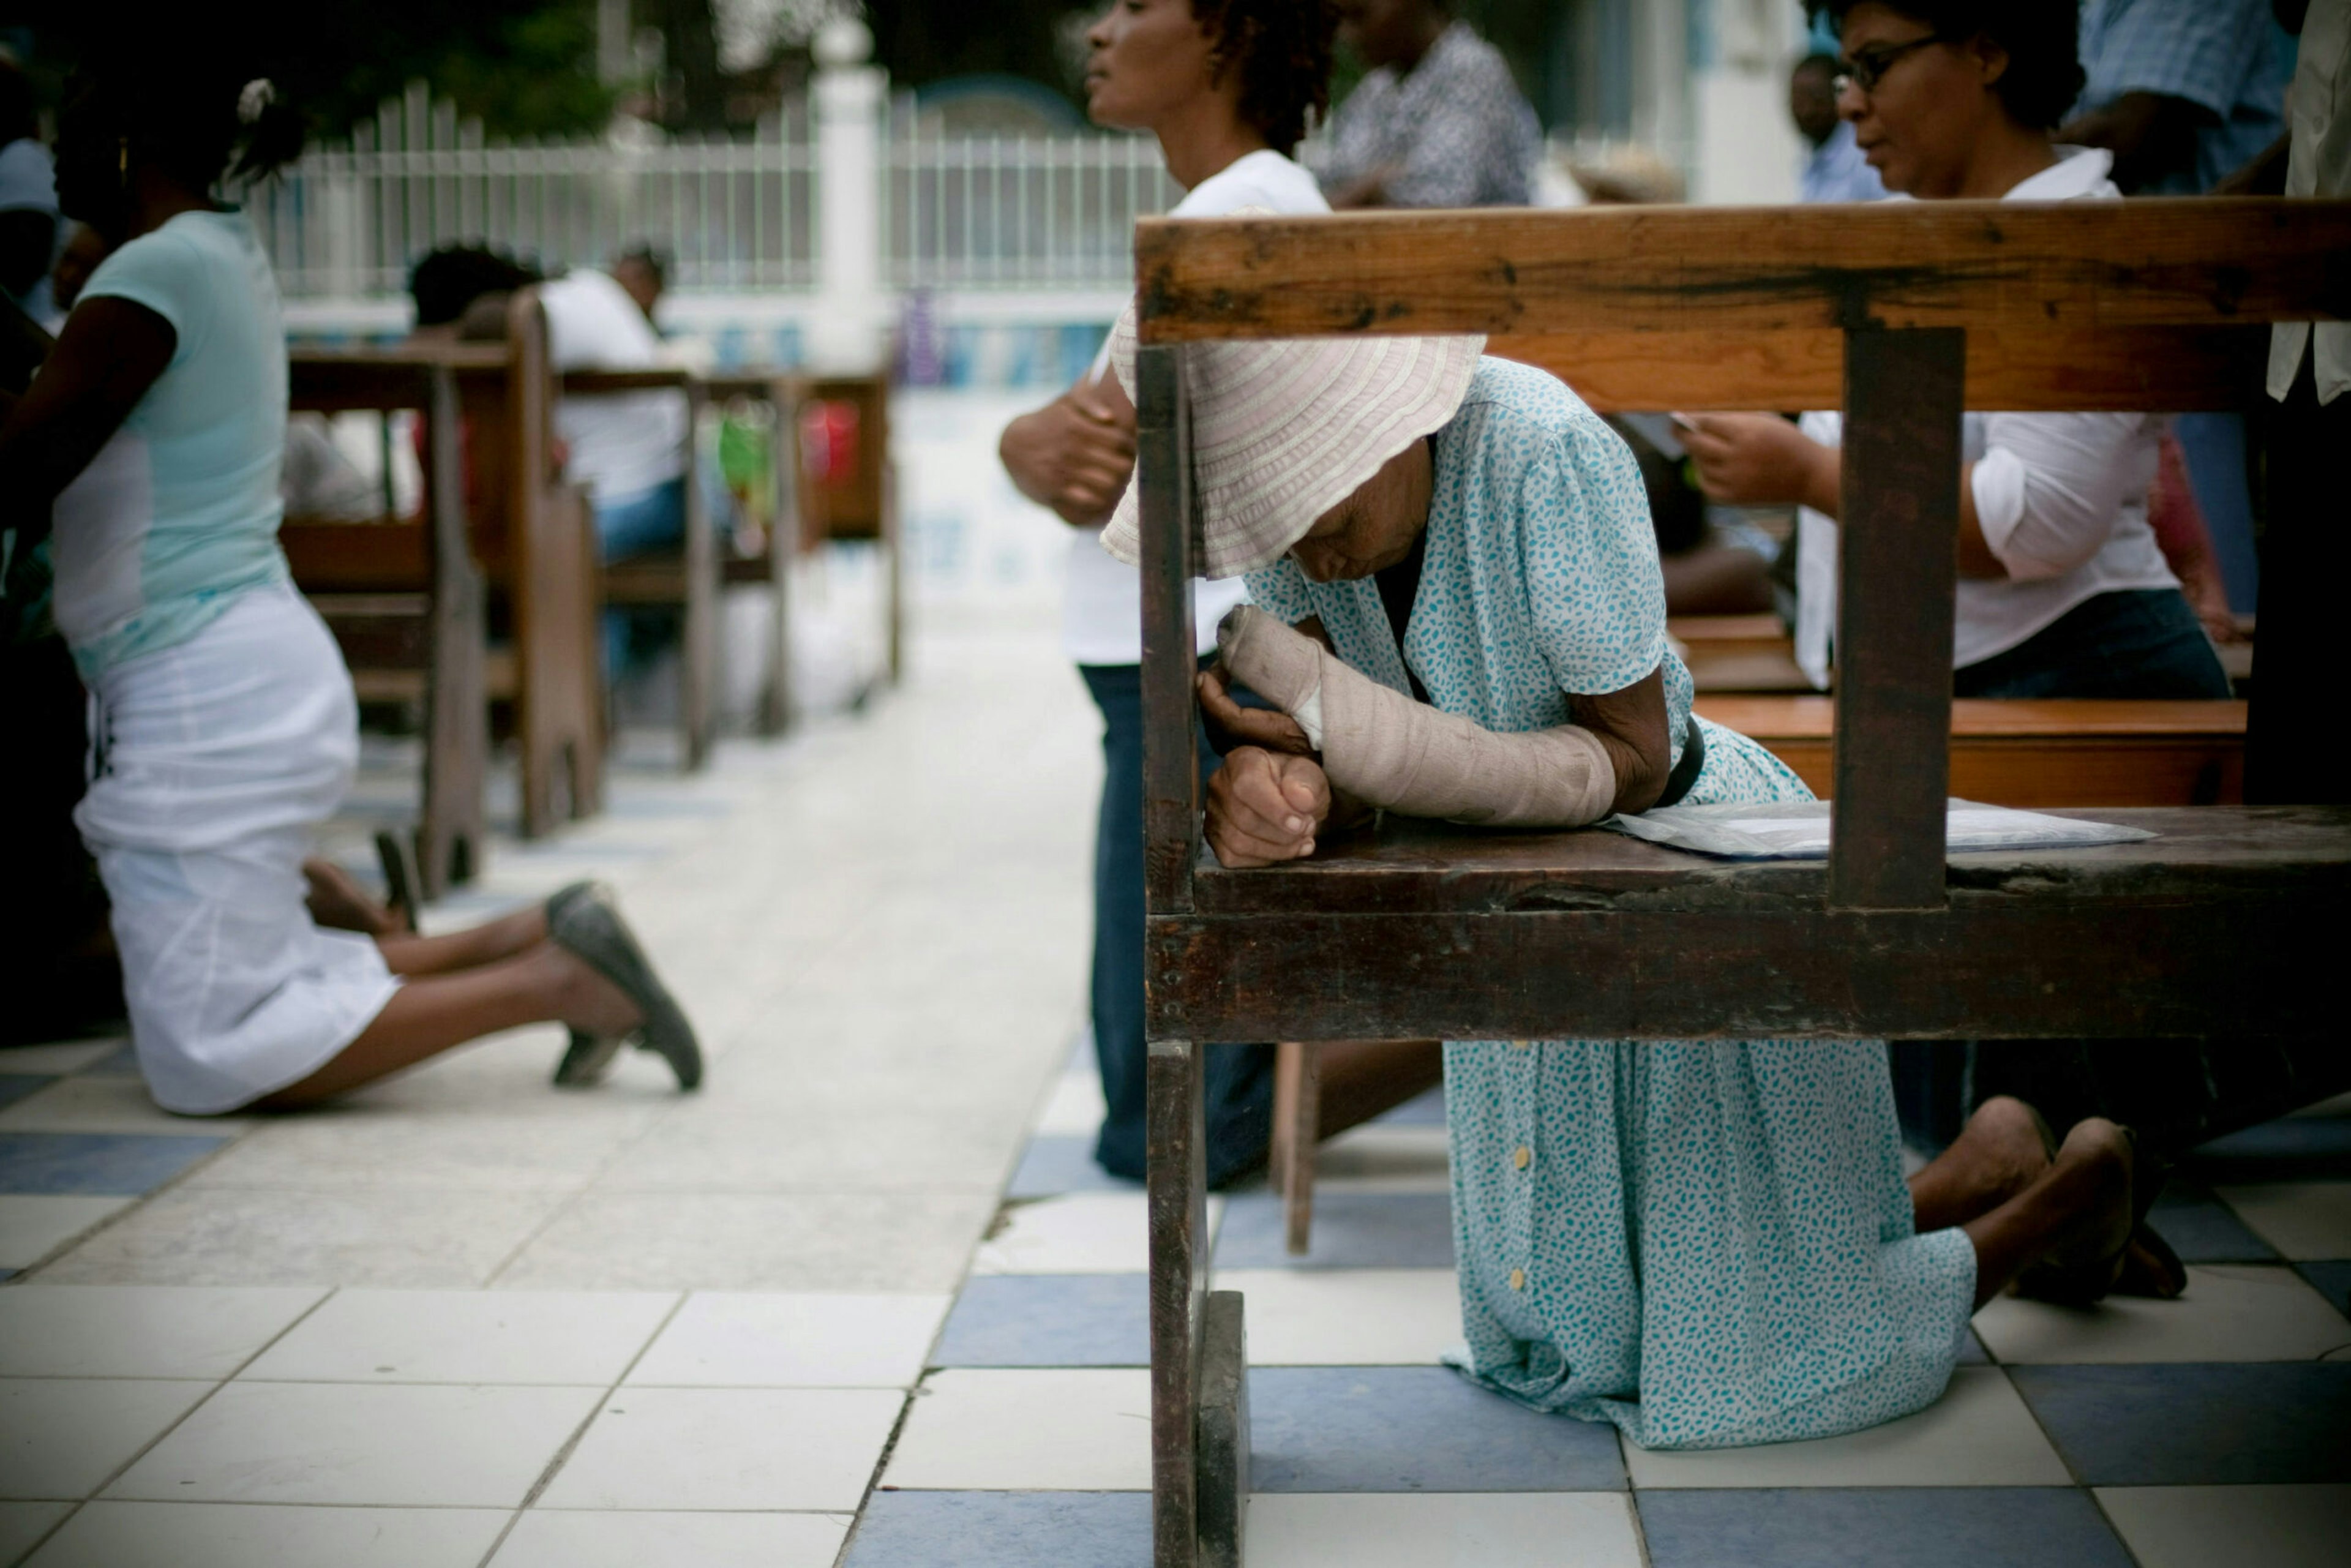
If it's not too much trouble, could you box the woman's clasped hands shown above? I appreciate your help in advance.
[1198,664,1333,868]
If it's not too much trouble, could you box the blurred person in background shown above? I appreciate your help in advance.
[1319,0,1539,207]
[1793,51,1888,200]
[0,53,59,322]
[610,244,667,328]
[997,0,1340,1188]
[0,39,701,1112]
[2061,0,2293,193]
[48,219,108,316]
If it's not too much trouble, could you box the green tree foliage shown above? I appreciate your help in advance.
[298,0,617,142]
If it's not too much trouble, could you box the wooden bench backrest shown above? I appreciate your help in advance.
[1130,199,2351,915]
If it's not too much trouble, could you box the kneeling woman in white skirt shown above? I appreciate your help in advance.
[0,52,697,1116]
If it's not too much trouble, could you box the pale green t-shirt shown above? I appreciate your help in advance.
[50,209,290,677]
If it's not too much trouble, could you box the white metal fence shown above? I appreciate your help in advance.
[252,83,1183,305]
[881,97,1180,292]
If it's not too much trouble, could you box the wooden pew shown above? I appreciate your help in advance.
[286,289,604,871]
[1129,200,2351,1567]
[1697,696,2246,806]
[1670,612,1812,691]
[795,373,904,687]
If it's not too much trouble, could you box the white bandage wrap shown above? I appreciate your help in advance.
[1218,607,1616,828]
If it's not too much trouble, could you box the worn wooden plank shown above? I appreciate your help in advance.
[1135,200,2351,341]
[1180,805,2350,914]
[1831,328,1965,910]
[1194,1290,1248,1568]
[1147,1038,1208,1568]
[1138,345,1201,917]
[419,363,490,893]
[1504,324,2263,413]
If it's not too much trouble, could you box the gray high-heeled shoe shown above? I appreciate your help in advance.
[546,882,702,1090]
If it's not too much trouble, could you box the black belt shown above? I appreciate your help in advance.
[1652,713,1707,808]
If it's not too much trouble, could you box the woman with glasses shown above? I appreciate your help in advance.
[1681,1,2229,707]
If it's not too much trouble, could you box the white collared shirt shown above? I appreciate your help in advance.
[1793,148,2181,684]
[2270,0,2349,406]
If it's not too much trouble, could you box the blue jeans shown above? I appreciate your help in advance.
[1079,661,1273,1187]
[594,478,686,678]
[1951,588,2229,699]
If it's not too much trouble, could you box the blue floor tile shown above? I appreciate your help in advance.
[0,1270,15,1283]
[1214,1192,1455,1269]
[844,1491,1149,1568]
[1007,1136,1135,1199]
[2183,1115,2351,1183]
[2148,1180,2278,1262]
[1374,1086,1446,1127]
[1250,1366,1625,1492]
[2296,1260,2351,1319]
[1637,1488,2133,1568]
[82,1046,142,1078]
[931,1275,1148,1367]
[0,1132,230,1195]
[2010,1363,2351,1485]
[1954,1327,1989,1365]
[0,1076,52,1112]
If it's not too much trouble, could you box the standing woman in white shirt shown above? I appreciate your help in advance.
[0,39,699,1115]
[998,0,1338,1186]
[1681,0,2230,705]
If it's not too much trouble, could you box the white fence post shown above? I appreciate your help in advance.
[809,17,888,373]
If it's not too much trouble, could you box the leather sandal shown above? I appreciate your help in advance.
[546,882,702,1090]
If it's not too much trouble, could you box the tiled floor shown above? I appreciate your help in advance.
[5,599,2349,1566]
[861,1057,2351,1567]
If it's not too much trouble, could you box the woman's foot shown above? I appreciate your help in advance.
[2013,1118,2137,1304]
[1910,1095,2053,1233]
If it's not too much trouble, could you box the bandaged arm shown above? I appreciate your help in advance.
[1218,606,1618,828]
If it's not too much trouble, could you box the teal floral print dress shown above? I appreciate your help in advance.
[1243,359,1977,1449]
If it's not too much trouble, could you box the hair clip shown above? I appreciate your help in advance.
[238,78,276,125]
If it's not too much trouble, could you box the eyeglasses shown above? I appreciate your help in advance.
[1832,34,1946,97]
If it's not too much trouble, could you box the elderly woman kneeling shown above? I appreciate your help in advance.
[1098,309,2138,1450]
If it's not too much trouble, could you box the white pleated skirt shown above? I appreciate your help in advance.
[74,583,400,1114]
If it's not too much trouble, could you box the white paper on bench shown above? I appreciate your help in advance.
[1600,799,2156,860]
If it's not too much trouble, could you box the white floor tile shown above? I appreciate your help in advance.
[23,1502,508,1568]
[1622,1366,2069,1488]
[534,1387,902,1511]
[1034,1071,1106,1136]
[492,1509,851,1568]
[178,1113,655,1191]
[2216,1183,2351,1262]
[491,1191,994,1292]
[1311,1125,1453,1195]
[0,1501,70,1564]
[32,1188,568,1288]
[974,1193,1217,1275]
[0,1286,325,1379]
[0,1041,124,1076]
[882,1368,1151,1490]
[2096,1485,2351,1568]
[0,1078,257,1136]
[626,1292,948,1387]
[1247,1493,1643,1568]
[1973,1265,2351,1363]
[0,1198,132,1270]
[588,1103,1018,1193]
[0,1380,211,1501]
[1216,1269,1463,1365]
[105,1382,601,1507]
[241,1289,677,1385]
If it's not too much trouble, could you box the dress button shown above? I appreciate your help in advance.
[1512,1146,1531,1170]
[1509,1267,1527,1291]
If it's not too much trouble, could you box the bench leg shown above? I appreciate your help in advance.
[1196,1289,1249,1568]
[1149,1037,1218,1568]
[681,437,718,771]
[1269,1042,1321,1257]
